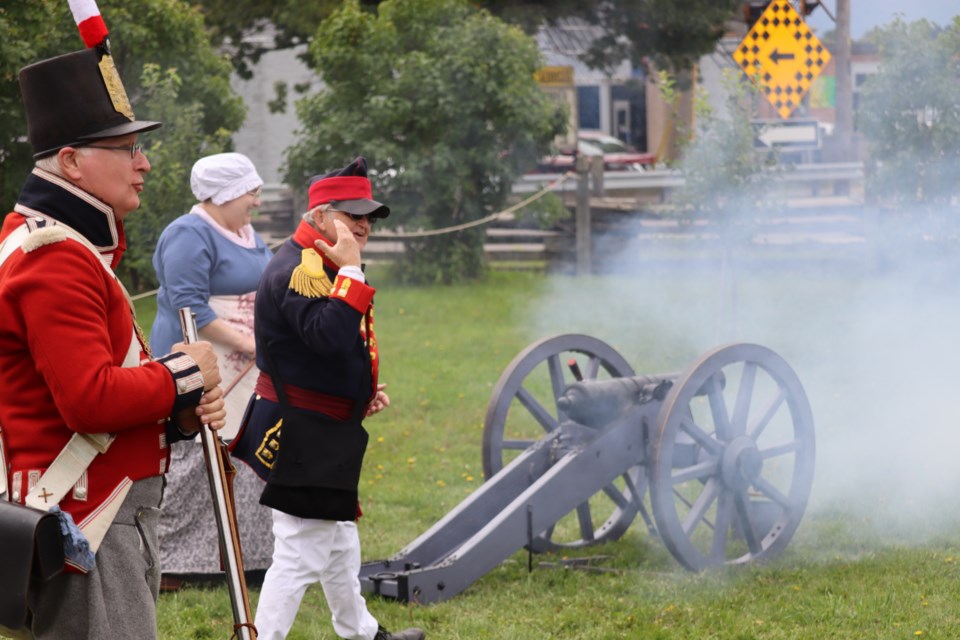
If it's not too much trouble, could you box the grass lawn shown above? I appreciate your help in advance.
[138,262,960,639]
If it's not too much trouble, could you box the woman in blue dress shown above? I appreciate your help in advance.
[150,152,275,584]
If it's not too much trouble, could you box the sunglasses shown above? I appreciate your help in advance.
[336,211,376,225]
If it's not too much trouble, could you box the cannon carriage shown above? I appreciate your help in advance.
[360,334,815,603]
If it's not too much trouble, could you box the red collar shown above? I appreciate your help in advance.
[292,219,338,271]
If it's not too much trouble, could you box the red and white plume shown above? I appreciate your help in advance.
[68,0,109,48]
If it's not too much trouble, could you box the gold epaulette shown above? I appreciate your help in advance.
[289,248,333,298]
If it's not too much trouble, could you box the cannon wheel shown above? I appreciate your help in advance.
[650,343,815,571]
[483,334,645,552]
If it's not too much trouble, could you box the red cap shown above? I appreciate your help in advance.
[308,176,372,209]
[306,156,390,218]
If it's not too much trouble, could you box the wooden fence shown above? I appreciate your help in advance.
[254,164,887,273]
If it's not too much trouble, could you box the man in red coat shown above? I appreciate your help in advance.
[0,46,225,639]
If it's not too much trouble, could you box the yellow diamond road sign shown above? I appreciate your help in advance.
[733,0,832,119]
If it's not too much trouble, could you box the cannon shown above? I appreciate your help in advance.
[360,334,815,603]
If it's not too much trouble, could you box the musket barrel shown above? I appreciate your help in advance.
[178,308,257,639]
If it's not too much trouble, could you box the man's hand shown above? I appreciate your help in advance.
[173,340,222,391]
[196,385,227,431]
[365,383,390,418]
[315,219,361,268]
[175,385,227,435]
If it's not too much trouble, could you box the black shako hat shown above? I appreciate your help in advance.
[307,156,390,219]
[19,46,161,159]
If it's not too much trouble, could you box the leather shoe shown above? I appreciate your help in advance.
[374,625,425,640]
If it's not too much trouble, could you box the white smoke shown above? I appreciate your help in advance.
[518,220,960,549]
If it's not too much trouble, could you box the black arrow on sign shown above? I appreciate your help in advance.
[769,49,795,64]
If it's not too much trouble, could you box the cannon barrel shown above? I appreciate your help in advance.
[556,375,675,428]
[557,372,724,429]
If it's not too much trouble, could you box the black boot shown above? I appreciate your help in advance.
[373,624,425,640]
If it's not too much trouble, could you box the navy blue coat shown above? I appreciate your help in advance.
[235,220,378,520]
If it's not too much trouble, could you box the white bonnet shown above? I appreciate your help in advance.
[190,152,263,205]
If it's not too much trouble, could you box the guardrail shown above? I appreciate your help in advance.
[513,162,864,196]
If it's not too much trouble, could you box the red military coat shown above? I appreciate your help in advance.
[0,170,200,571]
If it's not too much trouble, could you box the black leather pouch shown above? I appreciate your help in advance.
[0,500,64,630]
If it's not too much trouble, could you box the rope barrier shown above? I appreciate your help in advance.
[377,171,575,239]
[130,171,575,302]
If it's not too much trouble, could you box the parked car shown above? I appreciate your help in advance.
[535,133,656,173]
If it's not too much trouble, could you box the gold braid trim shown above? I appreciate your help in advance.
[255,418,282,468]
[289,248,333,298]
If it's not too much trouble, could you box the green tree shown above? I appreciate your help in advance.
[196,0,743,81]
[0,0,245,291]
[284,0,566,284]
[856,18,960,271]
[191,0,356,78]
[858,18,960,210]
[546,0,744,78]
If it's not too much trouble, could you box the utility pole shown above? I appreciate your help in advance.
[833,0,853,162]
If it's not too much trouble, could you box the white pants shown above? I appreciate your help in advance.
[254,511,379,640]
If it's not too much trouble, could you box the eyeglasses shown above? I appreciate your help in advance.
[82,143,144,159]
[247,187,263,198]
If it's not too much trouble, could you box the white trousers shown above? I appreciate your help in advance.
[254,511,380,640]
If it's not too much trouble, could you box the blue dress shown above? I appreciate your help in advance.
[150,213,273,354]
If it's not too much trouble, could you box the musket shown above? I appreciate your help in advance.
[179,308,257,640]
